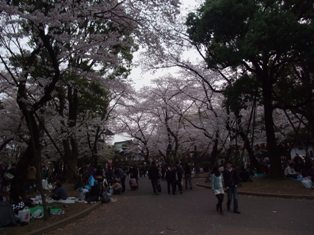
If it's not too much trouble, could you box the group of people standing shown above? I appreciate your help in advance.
[148,161,193,195]
[211,162,240,215]
[147,160,240,215]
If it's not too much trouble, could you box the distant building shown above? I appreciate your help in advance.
[114,139,143,161]
[114,140,133,153]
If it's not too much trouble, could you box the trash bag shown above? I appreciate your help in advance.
[49,207,64,215]
[16,208,31,224]
[301,177,312,189]
[29,205,44,219]
[42,179,49,190]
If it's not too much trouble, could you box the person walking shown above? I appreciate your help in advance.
[165,165,175,194]
[114,167,126,193]
[129,167,139,185]
[148,161,160,195]
[211,166,224,215]
[184,163,192,190]
[223,162,240,214]
[176,163,184,194]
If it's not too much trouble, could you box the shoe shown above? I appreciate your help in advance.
[234,211,240,214]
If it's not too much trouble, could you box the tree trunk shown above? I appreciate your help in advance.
[16,82,49,218]
[260,72,282,177]
[10,145,33,200]
[25,111,48,218]
[62,136,78,181]
[303,69,314,142]
[209,131,219,167]
[62,86,79,181]
[238,130,262,172]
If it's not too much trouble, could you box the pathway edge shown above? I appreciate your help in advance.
[196,183,314,200]
[25,202,101,235]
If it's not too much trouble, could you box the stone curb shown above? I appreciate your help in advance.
[25,202,101,235]
[196,183,314,200]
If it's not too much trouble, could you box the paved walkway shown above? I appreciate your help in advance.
[45,178,314,235]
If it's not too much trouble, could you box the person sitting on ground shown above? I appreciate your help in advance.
[51,181,68,200]
[101,178,112,203]
[85,183,101,202]
[112,179,122,195]
[78,174,97,201]
[293,154,304,173]
[284,163,298,179]
[95,166,104,183]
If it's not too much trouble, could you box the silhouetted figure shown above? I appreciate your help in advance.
[223,162,240,214]
[148,162,160,195]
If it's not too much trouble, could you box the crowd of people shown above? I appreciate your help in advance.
[1,153,314,226]
[148,161,193,195]
[75,161,194,202]
[75,163,143,203]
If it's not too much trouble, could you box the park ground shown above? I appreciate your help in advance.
[2,177,314,235]
[195,174,314,197]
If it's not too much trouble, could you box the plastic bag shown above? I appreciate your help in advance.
[301,177,312,189]
[49,207,64,215]
[42,179,49,190]
[17,208,30,224]
[29,205,44,219]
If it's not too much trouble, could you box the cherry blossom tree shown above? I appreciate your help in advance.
[117,100,157,161]
[0,0,180,203]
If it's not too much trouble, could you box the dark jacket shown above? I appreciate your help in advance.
[184,165,192,176]
[148,165,159,180]
[129,167,138,179]
[176,165,184,180]
[165,168,176,182]
[52,186,68,200]
[223,169,239,187]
